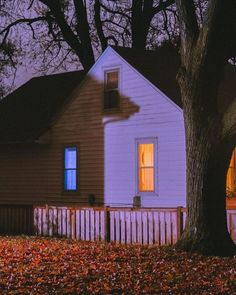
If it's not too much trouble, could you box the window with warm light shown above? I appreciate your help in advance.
[226,148,236,197]
[64,146,78,191]
[137,140,156,193]
[104,70,119,110]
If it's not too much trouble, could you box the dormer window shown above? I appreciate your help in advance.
[104,69,119,110]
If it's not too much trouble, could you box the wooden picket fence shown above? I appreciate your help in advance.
[33,206,236,245]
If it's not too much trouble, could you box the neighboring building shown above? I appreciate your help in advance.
[0,46,235,208]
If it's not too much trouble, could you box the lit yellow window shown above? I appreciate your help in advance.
[138,143,154,192]
[227,148,236,195]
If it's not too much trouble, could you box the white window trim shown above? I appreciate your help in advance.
[135,137,158,197]
[103,68,121,110]
[102,65,122,109]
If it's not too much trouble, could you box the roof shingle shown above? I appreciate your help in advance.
[0,71,85,143]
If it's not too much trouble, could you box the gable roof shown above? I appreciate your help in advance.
[0,45,235,144]
[112,46,236,113]
[0,70,85,143]
[111,45,182,108]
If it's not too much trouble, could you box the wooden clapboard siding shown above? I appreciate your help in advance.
[0,46,235,211]
[47,79,105,204]
[34,206,236,245]
[0,145,49,204]
[103,49,186,208]
[0,64,105,205]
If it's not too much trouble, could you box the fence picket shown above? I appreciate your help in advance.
[33,206,236,246]
[142,211,148,245]
[75,210,81,240]
[171,212,178,244]
[148,212,153,245]
[85,210,90,241]
[110,211,115,242]
[137,211,142,244]
[114,211,119,243]
[95,211,100,241]
[120,211,126,244]
[90,210,95,241]
[166,212,172,245]
[126,212,131,244]
[100,211,105,241]
[131,211,136,244]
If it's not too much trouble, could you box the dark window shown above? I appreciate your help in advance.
[64,147,77,191]
[104,70,119,110]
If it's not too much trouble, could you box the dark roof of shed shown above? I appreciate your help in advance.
[0,70,85,143]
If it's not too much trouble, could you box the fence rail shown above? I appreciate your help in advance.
[33,206,236,245]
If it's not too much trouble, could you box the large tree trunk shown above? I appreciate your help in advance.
[175,0,236,256]
[176,76,236,256]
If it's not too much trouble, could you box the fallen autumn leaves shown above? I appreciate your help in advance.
[0,237,235,294]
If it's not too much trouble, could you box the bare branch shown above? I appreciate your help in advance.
[94,0,107,51]
[102,20,131,36]
[99,2,131,21]
[0,16,47,45]
[39,0,93,70]
[106,35,118,46]
[28,0,35,10]
[152,0,175,16]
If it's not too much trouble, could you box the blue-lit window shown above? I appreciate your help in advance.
[64,147,77,191]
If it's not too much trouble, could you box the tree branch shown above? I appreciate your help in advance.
[197,0,236,63]
[102,19,131,36]
[152,0,175,16]
[94,0,107,51]
[99,2,131,21]
[175,0,199,62]
[39,0,93,70]
[0,16,47,44]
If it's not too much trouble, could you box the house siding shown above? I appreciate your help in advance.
[0,145,49,204]
[0,47,186,207]
[103,50,186,207]
[46,70,105,205]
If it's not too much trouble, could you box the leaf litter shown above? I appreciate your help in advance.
[0,236,235,294]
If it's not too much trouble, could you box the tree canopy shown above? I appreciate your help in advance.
[0,0,179,94]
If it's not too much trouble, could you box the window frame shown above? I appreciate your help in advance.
[103,68,120,112]
[63,145,79,193]
[135,138,158,196]
[227,148,236,196]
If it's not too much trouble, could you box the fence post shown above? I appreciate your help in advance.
[177,206,183,239]
[104,207,110,242]
[45,204,49,236]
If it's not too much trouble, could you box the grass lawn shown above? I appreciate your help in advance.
[0,237,235,294]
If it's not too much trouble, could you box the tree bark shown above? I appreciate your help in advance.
[176,88,236,256]
[175,55,236,256]
[175,0,236,256]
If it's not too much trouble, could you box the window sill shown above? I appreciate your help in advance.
[138,191,158,197]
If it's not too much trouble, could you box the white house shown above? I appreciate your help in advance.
[0,45,235,209]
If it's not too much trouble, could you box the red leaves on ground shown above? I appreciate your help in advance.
[0,236,235,294]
